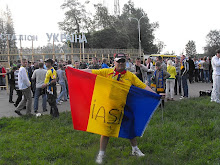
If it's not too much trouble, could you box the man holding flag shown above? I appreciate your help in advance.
[76,53,157,164]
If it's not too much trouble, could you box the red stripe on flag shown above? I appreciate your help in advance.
[65,67,96,131]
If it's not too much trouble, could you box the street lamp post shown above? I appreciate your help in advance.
[129,15,146,57]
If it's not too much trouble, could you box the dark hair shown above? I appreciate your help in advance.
[68,60,72,64]
[157,56,162,61]
[39,62,44,68]
[136,57,141,61]
[58,64,63,69]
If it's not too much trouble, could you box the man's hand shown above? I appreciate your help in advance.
[42,84,47,88]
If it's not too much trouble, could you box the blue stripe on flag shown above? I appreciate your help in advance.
[118,85,161,139]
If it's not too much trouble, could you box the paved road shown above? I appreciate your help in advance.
[0,82,212,118]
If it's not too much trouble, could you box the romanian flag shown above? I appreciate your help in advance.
[66,67,161,139]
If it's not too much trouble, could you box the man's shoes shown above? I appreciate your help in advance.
[34,110,38,113]
[9,101,14,103]
[43,109,48,112]
[96,154,105,164]
[23,106,26,109]
[14,103,18,107]
[14,110,22,116]
[60,100,63,103]
[132,148,145,157]
[57,101,62,105]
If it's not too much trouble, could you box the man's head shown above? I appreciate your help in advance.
[114,53,126,72]
[155,61,162,70]
[74,61,80,69]
[39,62,44,68]
[216,49,220,58]
[156,56,162,62]
[34,62,39,68]
[21,59,27,67]
[58,64,63,69]
[45,59,53,68]
[68,60,72,65]
[28,61,32,67]
[147,58,151,63]
[102,58,107,64]
[181,55,185,61]
[135,57,141,65]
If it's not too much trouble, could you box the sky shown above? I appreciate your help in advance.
[0,0,219,55]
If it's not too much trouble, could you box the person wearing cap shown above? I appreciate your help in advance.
[14,59,32,116]
[82,53,155,164]
[42,59,59,117]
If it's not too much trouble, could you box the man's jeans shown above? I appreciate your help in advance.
[181,74,188,97]
[34,88,47,111]
[56,82,67,103]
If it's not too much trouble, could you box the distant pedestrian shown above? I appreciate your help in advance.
[134,57,148,82]
[32,62,47,113]
[211,49,220,103]
[166,60,176,101]
[0,63,6,90]
[180,55,189,99]
[188,57,195,84]
[42,59,59,117]
[145,58,154,86]
[101,58,109,68]
[14,64,22,107]
[56,64,67,105]
[174,58,182,95]
[7,66,17,103]
[203,57,210,83]
[14,59,32,116]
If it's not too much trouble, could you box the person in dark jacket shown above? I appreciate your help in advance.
[188,57,195,84]
[8,66,17,103]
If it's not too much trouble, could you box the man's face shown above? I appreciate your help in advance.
[217,53,220,58]
[114,58,126,71]
[75,62,80,68]
[136,59,141,65]
[22,60,27,67]
[181,55,184,61]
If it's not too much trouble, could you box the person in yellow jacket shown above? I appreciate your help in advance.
[166,60,177,101]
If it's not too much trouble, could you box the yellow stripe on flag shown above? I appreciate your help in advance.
[87,75,130,137]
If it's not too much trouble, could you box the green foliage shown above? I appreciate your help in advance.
[0,97,219,164]
[185,40,197,57]
[205,30,220,57]
[59,0,159,54]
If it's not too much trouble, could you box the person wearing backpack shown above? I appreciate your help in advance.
[180,55,189,99]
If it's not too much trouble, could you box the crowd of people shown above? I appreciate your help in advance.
[1,50,220,164]
[1,53,215,115]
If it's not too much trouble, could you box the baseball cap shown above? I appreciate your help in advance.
[45,59,54,64]
[114,53,126,62]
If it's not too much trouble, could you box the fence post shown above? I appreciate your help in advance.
[7,37,10,67]
[53,39,55,61]
[32,39,34,62]
[71,42,74,64]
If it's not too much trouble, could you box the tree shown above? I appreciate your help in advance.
[93,4,116,29]
[185,40,197,57]
[205,30,220,56]
[0,6,17,55]
[58,0,92,33]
